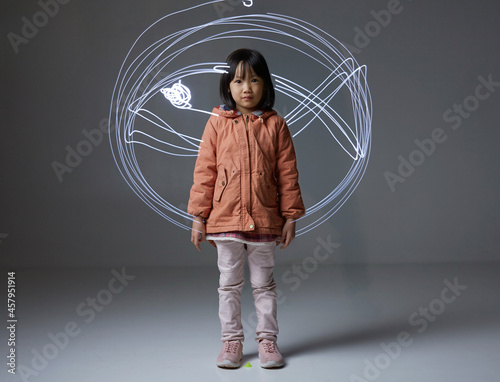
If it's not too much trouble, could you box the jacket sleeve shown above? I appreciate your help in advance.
[275,118,305,220]
[187,117,218,218]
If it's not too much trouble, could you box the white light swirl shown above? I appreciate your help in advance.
[161,80,192,109]
[109,0,373,236]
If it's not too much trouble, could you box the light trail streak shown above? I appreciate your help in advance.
[109,2,372,236]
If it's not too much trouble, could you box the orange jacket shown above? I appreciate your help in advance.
[188,106,305,235]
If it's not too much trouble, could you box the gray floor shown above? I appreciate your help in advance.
[2,263,499,382]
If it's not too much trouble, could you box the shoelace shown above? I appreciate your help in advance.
[261,341,277,354]
[224,341,239,354]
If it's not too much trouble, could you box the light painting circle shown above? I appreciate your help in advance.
[109,2,373,236]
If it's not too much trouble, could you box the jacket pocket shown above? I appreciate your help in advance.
[213,165,227,202]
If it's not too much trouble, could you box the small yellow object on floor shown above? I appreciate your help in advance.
[244,362,252,368]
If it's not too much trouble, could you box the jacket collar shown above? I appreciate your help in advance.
[214,105,277,121]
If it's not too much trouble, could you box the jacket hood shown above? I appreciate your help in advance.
[212,105,277,121]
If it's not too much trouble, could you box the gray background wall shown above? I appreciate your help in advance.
[1,0,499,268]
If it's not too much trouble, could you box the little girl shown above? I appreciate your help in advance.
[188,49,305,368]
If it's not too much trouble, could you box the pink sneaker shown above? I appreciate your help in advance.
[258,339,284,368]
[216,340,243,368]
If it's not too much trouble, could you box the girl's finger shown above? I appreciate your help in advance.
[280,235,289,249]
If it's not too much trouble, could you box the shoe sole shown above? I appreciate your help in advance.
[260,360,285,369]
[216,357,243,369]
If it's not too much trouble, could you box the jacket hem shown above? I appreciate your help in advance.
[206,226,282,236]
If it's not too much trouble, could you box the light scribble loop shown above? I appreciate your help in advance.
[109,0,373,237]
[161,80,192,109]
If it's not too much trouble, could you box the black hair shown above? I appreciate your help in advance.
[219,49,275,111]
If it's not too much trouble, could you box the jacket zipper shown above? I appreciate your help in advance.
[244,114,249,132]
[244,115,251,163]
[243,114,251,218]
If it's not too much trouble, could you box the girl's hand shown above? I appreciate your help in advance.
[191,216,206,251]
[279,218,296,249]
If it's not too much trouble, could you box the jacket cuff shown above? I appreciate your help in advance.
[187,208,209,219]
[282,210,305,221]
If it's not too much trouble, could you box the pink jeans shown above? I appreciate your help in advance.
[216,240,278,342]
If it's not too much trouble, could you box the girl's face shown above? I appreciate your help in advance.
[228,62,264,115]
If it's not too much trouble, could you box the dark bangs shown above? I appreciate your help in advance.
[219,49,275,111]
